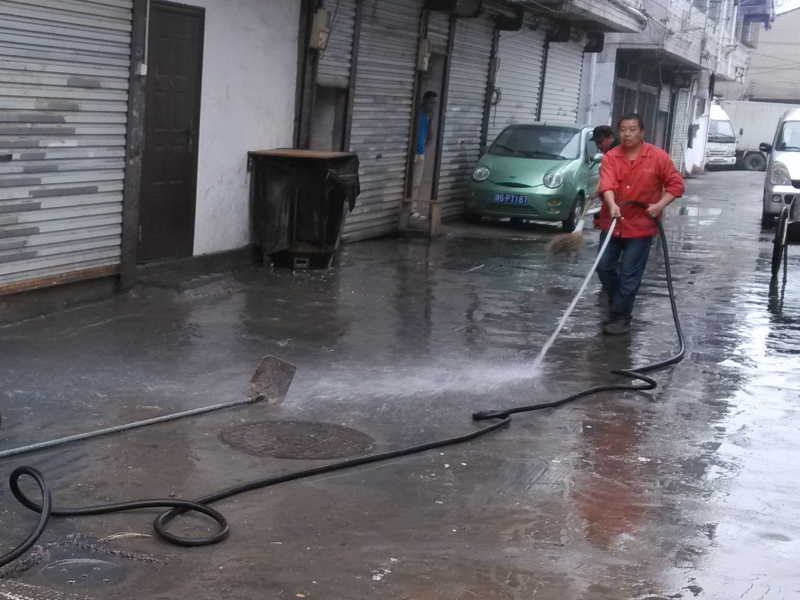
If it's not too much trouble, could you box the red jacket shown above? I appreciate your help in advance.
[595,143,685,238]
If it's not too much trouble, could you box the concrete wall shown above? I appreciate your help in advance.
[585,52,615,127]
[744,9,800,101]
[182,0,300,256]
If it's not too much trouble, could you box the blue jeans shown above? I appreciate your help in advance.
[596,232,653,321]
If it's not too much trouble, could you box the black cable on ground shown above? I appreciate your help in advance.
[0,221,684,569]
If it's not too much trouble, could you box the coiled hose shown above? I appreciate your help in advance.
[0,219,684,568]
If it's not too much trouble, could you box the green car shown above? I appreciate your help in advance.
[466,123,602,231]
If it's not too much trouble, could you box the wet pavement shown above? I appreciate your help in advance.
[1,170,799,599]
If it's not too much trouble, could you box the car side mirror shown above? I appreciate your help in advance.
[592,152,603,163]
[760,142,772,153]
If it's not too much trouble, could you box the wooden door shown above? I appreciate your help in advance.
[139,1,204,262]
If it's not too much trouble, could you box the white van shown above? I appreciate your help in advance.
[760,107,800,225]
[705,103,737,168]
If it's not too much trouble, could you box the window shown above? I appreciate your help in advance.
[741,21,760,47]
[490,126,582,160]
[776,122,800,152]
[708,119,736,143]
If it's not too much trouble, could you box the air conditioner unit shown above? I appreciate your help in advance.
[584,32,604,53]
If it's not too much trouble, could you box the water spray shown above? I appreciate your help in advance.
[0,219,683,570]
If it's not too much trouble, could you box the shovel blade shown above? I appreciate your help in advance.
[250,356,296,404]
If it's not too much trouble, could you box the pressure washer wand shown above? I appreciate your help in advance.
[0,356,296,461]
[533,217,619,368]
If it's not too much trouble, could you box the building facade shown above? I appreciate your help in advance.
[587,0,768,174]
[0,0,300,299]
[296,0,645,241]
[0,0,770,304]
[716,6,800,102]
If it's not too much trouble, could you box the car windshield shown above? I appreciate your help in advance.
[489,126,582,160]
[708,119,735,143]
[777,121,800,152]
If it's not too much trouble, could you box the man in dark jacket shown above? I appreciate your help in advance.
[591,125,619,154]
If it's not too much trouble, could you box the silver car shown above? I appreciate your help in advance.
[761,107,800,225]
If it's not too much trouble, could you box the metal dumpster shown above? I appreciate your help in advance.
[248,149,359,269]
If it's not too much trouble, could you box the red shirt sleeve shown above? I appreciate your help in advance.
[659,150,685,197]
[598,153,618,195]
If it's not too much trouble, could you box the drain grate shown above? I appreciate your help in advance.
[220,420,375,459]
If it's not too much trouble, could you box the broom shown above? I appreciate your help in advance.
[546,196,594,254]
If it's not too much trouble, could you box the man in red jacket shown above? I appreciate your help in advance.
[595,114,685,335]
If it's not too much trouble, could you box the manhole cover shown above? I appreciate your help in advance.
[41,558,126,586]
[220,420,375,459]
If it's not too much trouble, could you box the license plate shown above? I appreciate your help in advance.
[493,193,528,206]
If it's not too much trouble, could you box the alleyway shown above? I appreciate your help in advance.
[0,170,798,599]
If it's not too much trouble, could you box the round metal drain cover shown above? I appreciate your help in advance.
[41,558,126,586]
[221,420,375,459]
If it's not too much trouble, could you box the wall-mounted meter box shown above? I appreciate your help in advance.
[417,38,432,72]
[310,8,331,50]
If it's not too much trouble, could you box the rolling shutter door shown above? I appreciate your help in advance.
[344,0,422,242]
[437,14,494,220]
[0,0,132,292]
[670,88,690,171]
[426,10,450,55]
[317,0,357,89]
[487,27,546,142]
[539,40,583,123]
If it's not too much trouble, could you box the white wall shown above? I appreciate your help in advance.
[585,50,616,127]
[182,0,300,256]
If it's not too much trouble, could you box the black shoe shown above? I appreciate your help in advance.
[603,318,631,336]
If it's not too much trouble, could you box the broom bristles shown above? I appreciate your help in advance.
[547,232,585,254]
[547,199,591,254]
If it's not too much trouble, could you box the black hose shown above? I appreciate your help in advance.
[0,222,683,569]
[474,220,684,421]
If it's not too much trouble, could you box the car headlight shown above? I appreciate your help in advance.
[472,166,490,182]
[769,162,792,186]
[543,170,564,188]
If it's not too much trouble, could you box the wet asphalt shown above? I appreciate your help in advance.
[0,170,798,599]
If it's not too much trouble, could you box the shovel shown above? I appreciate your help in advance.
[0,356,296,460]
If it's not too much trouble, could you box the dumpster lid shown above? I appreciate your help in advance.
[249,149,356,159]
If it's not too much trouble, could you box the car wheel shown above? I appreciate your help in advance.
[744,152,767,171]
[562,195,584,232]
[771,208,789,277]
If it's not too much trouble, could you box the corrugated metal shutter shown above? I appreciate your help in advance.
[317,0,357,88]
[659,83,672,112]
[539,40,584,123]
[437,14,494,220]
[0,0,131,291]
[343,0,422,242]
[427,11,450,55]
[487,27,546,142]
[670,88,690,171]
